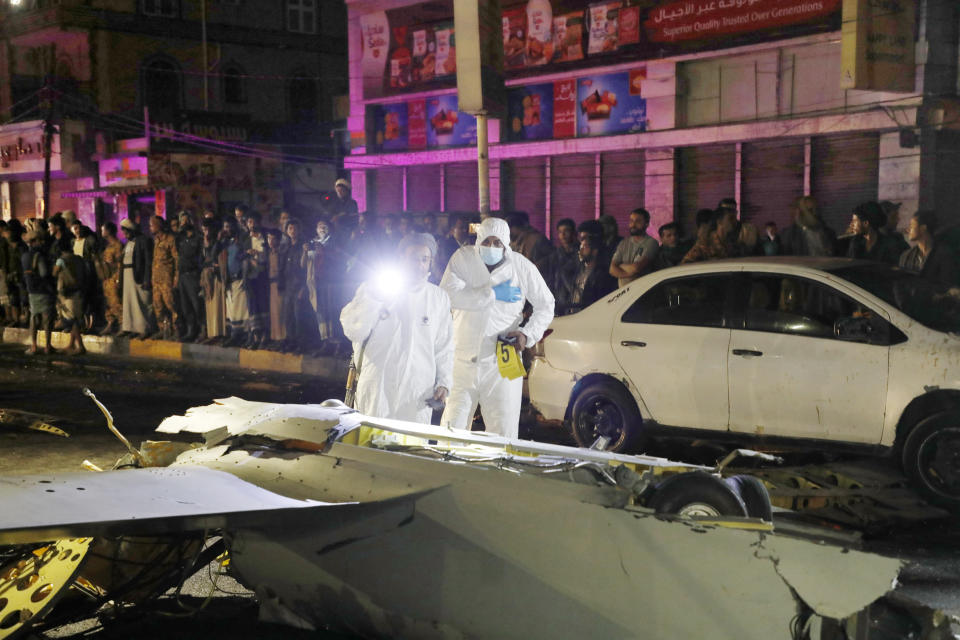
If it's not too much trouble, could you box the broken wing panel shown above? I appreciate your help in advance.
[0,467,349,545]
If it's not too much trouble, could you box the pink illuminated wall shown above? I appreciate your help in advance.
[75,177,96,228]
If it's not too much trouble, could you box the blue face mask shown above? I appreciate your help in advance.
[479,245,504,266]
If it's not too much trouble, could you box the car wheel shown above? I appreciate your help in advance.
[569,381,644,452]
[725,475,773,521]
[647,472,748,518]
[901,411,960,509]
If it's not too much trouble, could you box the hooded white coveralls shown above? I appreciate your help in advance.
[439,218,555,438]
[340,279,453,425]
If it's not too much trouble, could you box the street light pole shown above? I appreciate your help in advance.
[477,112,489,215]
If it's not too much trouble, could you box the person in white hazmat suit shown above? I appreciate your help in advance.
[440,217,555,438]
[340,232,453,426]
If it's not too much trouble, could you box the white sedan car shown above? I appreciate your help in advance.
[528,257,960,507]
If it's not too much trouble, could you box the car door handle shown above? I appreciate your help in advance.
[732,349,763,357]
[620,340,647,348]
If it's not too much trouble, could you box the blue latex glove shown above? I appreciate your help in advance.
[492,279,522,303]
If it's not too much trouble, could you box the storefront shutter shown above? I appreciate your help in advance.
[551,154,596,229]
[810,132,879,235]
[676,144,736,239]
[502,157,547,234]
[406,164,440,213]
[372,167,403,215]
[601,150,645,237]
[741,138,804,231]
[444,161,478,213]
[12,181,37,220]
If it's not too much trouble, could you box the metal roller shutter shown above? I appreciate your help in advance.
[444,161,478,213]
[676,144,736,239]
[810,133,879,234]
[741,138,804,231]
[601,150,645,237]
[502,157,547,234]
[12,181,37,220]
[406,164,440,213]
[551,154,596,228]
[373,167,403,215]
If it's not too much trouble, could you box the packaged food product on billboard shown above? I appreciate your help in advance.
[506,83,554,141]
[426,95,477,147]
[618,5,640,46]
[587,2,620,56]
[434,24,456,77]
[577,68,647,136]
[389,26,412,89]
[525,0,553,66]
[379,103,409,151]
[411,26,436,83]
[553,11,585,63]
[503,7,527,69]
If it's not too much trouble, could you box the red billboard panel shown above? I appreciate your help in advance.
[645,0,842,43]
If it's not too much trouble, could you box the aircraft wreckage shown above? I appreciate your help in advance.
[0,395,953,639]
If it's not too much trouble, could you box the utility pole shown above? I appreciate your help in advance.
[202,0,209,111]
[40,75,55,220]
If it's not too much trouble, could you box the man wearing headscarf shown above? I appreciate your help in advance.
[340,232,453,426]
[439,217,555,439]
[119,218,154,338]
[329,177,359,218]
[779,196,837,257]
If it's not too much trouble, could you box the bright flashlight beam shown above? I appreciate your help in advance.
[373,266,406,299]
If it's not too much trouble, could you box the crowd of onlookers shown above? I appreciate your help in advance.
[0,187,953,356]
[505,195,959,318]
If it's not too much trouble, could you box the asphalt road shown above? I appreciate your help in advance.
[0,343,345,475]
[1,343,959,638]
[0,343,355,639]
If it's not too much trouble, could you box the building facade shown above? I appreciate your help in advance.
[0,0,348,226]
[344,0,960,237]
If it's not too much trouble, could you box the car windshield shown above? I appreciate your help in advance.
[831,264,960,334]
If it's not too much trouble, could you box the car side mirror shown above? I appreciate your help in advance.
[834,316,874,342]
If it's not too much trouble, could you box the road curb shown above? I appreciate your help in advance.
[1,327,349,382]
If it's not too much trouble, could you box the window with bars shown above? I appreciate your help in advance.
[142,0,178,17]
[287,0,316,34]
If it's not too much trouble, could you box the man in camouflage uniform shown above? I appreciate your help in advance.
[149,216,178,339]
[99,221,124,335]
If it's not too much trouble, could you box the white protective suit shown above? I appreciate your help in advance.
[340,279,453,425]
[439,217,555,438]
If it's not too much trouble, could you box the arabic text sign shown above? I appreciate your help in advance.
[408,100,428,149]
[645,0,841,43]
[99,156,149,188]
[840,0,915,92]
[554,79,577,139]
[577,69,647,137]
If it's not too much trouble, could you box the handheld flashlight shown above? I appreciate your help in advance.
[372,265,407,299]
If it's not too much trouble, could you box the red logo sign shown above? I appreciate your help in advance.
[553,79,577,139]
